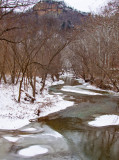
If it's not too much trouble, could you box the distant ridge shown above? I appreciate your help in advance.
[33,0,66,16]
[33,0,89,26]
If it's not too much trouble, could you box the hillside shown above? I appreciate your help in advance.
[32,0,89,26]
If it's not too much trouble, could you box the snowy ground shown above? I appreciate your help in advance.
[0,76,73,130]
[61,85,102,95]
[1,74,119,158]
[61,76,114,96]
[0,74,119,130]
[88,115,119,127]
[18,145,48,157]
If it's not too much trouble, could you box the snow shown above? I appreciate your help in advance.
[61,76,114,95]
[61,71,74,78]
[0,74,118,130]
[3,136,20,142]
[81,82,104,90]
[88,115,119,127]
[21,128,37,132]
[61,85,102,95]
[43,131,63,138]
[0,76,73,130]
[18,145,48,157]
[39,98,73,117]
[0,118,30,130]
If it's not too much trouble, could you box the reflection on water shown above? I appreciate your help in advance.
[0,122,71,160]
[47,78,119,160]
[0,77,119,160]
[46,118,119,160]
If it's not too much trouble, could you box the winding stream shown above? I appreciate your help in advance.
[0,77,119,160]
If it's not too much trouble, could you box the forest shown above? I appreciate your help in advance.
[0,0,119,103]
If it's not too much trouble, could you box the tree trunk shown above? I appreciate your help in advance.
[33,75,36,98]
[40,73,47,93]
[18,75,24,102]
[1,71,7,83]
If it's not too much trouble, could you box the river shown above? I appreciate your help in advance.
[0,77,119,160]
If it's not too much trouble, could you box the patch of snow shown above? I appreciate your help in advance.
[40,97,74,117]
[0,118,30,130]
[51,80,64,86]
[53,92,63,95]
[21,128,37,132]
[3,136,20,142]
[18,145,48,157]
[88,115,119,127]
[61,71,74,78]
[61,86,102,95]
[76,78,113,93]
[82,83,103,90]
[43,131,62,138]
[0,76,73,130]
[77,78,85,84]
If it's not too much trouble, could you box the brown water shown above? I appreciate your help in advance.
[0,78,119,160]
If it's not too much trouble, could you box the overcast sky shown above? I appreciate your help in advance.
[14,0,111,13]
[63,0,111,13]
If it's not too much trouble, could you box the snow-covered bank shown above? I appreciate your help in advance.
[0,77,74,130]
[0,74,119,130]
[61,85,102,95]
[0,118,30,130]
[18,145,48,157]
[88,115,119,127]
[61,76,116,96]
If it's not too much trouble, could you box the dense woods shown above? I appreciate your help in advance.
[70,0,119,91]
[0,0,119,102]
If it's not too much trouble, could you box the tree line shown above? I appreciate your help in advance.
[68,0,119,91]
[0,0,78,102]
[0,0,119,103]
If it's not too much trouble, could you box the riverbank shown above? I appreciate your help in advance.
[0,74,119,130]
[0,75,74,130]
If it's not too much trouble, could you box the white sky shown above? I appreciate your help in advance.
[64,0,111,13]
[13,0,112,13]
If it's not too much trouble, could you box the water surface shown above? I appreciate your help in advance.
[0,78,119,160]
